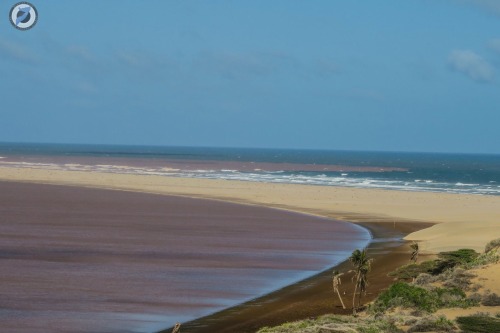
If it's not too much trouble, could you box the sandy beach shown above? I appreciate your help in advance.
[1,166,499,253]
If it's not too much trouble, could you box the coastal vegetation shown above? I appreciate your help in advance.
[257,242,500,333]
[370,282,475,314]
[485,238,500,254]
[456,314,500,333]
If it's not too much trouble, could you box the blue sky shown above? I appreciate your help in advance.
[1,0,500,153]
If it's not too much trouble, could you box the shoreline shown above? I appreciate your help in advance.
[159,220,434,333]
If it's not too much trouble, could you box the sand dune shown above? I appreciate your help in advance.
[404,221,500,253]
[437,260,500,320]
[1,166,499,253]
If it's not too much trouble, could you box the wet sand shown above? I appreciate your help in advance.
[0,181,369,333]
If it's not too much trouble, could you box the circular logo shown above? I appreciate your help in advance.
[9,2,38,30]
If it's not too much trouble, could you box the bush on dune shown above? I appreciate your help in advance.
[484,238,500,254]
[258,241,500,333]
[372,282,440,313]
[437,267,476,290]
[388,260,439,280]
[370,282,476,314]
[456,314,500,333]
[390,249,481,282]
[463,250,500,269]
[257,314,402,333]
[407,315,456,333]
[481,292,500,306]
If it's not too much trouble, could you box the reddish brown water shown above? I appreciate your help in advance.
[0,154,405,172]
[0,181,370,333]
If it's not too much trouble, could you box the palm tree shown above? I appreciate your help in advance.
[356,264,370,308]
[332,270,346,309]
[349,248,372,315]
[410,242,419,263]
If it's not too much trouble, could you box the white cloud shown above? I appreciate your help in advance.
[489,38,500,55]
[448,50,494,82]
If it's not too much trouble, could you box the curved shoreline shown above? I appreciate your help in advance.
[158,221,434,333]
[0,180,370,333]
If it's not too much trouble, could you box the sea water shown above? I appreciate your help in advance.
[1,142,499,195]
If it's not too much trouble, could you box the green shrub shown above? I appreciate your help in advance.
[373,282,441,313]
[456,314,500,333]
[439,267,476,290]
[408,315,456,332]
[463,250,500,269]
[439,249,479,263]
[358,320,402,333]
[468,292,482,303]
[485,238,500,253]
[389,260,440,280]
[413,273,435,286]
[372,282,477,313]
[390,250,479,280]
[257,315,403,333]
[438,249,479,267]
[482,292,500,306]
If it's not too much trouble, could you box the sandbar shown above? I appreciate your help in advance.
[1,167,499,252]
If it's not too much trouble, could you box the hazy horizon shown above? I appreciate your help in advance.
[2,140,500,156]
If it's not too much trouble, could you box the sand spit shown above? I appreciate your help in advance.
[1,167,499,252]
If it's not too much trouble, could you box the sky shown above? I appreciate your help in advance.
[1,0,500,154]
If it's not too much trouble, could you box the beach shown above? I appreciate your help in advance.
[1,166,499,252]
[1,166,500,332]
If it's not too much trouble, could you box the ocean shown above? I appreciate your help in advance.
[1,142,499,196]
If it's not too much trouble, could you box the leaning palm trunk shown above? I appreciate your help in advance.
[336,288,346,309]
[332,271,346,309]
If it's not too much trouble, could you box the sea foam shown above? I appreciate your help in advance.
[1,160,499,196]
